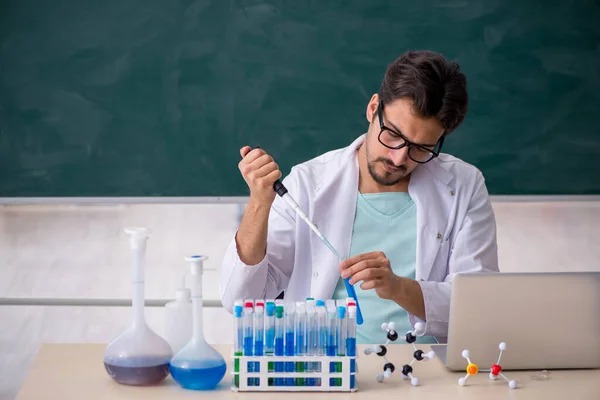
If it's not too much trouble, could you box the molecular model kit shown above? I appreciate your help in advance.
[364,321,436,386]
[459,342,517,389]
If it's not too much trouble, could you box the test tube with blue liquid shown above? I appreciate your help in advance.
[253,304,264,387]
[295,302,306,386]
[243,301,254,386]
[265,301,275,386]
[326,305,337,387]
[265,300,275,355]
[233,301,243,388]
[318,236,364,326]
[305,301,316,386]
[336,306,346,387]
[316,300,326,385]
[284,302,296,386]
[347,305,357,389]
[274,305,285,386]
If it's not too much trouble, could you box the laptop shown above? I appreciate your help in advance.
[431,271,600,371]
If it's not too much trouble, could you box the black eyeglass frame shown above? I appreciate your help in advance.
[377,101,445,164]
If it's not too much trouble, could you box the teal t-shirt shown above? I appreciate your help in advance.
[332,191,436,344]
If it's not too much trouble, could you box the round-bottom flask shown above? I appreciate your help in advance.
[104,323,173,385]
[104,227,173,385]
[169,256,227,390]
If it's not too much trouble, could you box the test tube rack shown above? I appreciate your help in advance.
[230,353,359,392]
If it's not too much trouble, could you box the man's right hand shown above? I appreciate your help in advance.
[239,146,282,206]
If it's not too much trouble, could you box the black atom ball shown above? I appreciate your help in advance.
[383,363,395,374]
[414,349,424,361]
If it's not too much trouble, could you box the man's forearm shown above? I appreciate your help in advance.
[392,277,426,321]
[235,199,271,265]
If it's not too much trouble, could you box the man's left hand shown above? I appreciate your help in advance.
[339,251,401,301]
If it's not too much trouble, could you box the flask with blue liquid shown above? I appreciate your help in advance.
[169,256,227,390]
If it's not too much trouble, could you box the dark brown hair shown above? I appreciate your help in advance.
[379,50,468,134]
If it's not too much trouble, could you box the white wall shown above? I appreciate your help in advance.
[1,199,599,399]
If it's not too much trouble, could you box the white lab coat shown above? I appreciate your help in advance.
[219,134,499,341]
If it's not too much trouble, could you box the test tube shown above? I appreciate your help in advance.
[347,305,357,389]
[326,305,337,356]
[233,300,244,388]
[316,300,326,386]
[265,303,276,354]
[326,305,337,387]
[336,306,346,387]
[284,302,296,386]
[316,301,326,357]
[254,305,264,387]
[274,305,284,387]
[305,302,316,386]
[265,301,276,386]
[243,301,254,386]
[295,302,306,386]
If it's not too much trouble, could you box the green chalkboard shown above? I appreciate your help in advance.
[1,0,600,196]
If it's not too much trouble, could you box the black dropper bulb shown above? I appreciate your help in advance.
[273,180,288,197]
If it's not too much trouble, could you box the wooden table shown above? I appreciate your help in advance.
[15,343,600,399]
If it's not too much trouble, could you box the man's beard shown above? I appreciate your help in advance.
[367,158,407,186]
[365,136,408,186]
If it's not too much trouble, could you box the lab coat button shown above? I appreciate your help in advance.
[436,233,442,239]
[313,272,318,277]
[450,190,455,196]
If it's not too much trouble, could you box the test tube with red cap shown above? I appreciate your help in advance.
[243,300,254,385]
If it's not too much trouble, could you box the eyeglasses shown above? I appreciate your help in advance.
[377,101,445,164]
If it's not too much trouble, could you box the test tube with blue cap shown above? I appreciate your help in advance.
[265,300,276,356]
[233,300,243,388]
[316,300,326,382]
[336,306,347,387]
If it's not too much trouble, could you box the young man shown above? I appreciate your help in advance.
[219,50,498,343]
